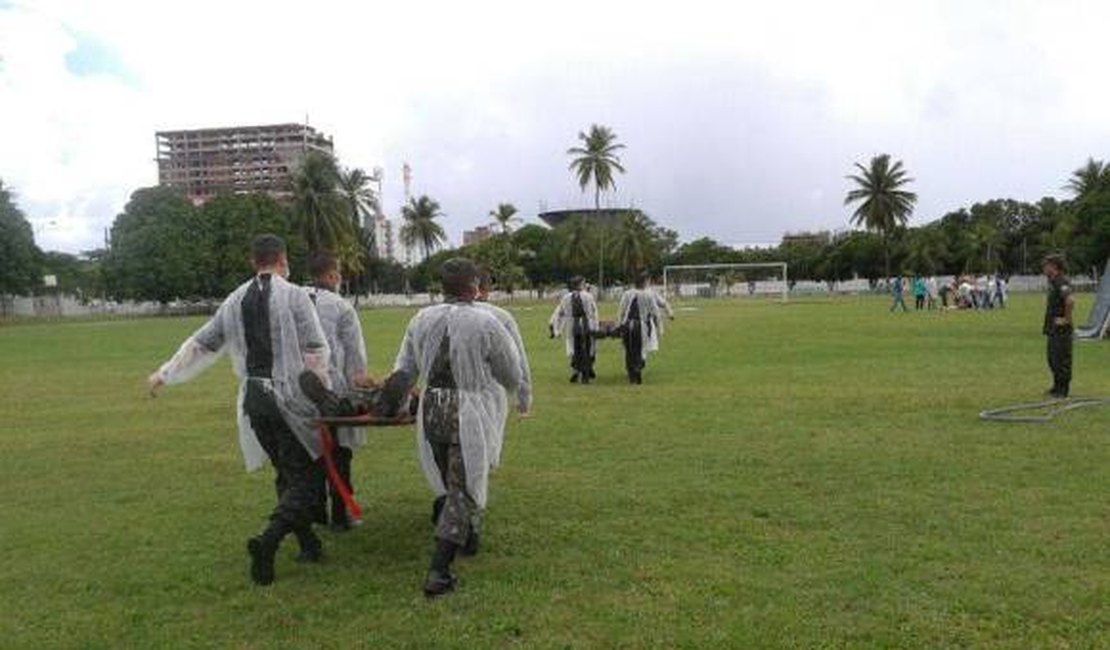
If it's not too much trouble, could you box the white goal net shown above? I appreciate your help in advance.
[662,263,789,302]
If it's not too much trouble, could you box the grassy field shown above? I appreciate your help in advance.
[1,294,1107,649]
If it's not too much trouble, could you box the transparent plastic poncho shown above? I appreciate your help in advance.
[618,288,672,359]
[548,290,599,358]
[306,286,369,450]
[393,303,522,508]
[154,274,331,471]
[475,301,533,418]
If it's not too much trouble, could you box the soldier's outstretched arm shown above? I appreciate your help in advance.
[148,303,228,396]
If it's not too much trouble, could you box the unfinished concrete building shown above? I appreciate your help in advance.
[156,123,335,204]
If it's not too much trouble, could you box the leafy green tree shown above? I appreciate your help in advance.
[292,152,351,253]
[832,231,885,281]
[778,233,829,281]
[513,224,564,293]
[200,193,297,294]
[408,248,457,294]
[568,124,626,289]
[470,234,526,297]
[902,226,946,276]
[0,179,42,298]
[400,195,447,262]
[666,237,737,267]
[845,153,917,279]
[40,251,106,299]
[1066,187,1110,274]
[103,186,207,303]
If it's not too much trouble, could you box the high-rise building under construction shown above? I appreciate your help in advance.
[155,123,334,204]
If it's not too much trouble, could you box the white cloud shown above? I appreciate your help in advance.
[4,0,1110,251]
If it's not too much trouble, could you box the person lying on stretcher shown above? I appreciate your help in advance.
[300,369,420,423]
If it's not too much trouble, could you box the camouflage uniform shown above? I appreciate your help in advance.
[1044,274,1074,397]
[424,335,479,546]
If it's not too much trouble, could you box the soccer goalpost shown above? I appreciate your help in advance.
[662,263,789,303]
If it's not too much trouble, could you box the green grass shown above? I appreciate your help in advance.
[1,295,1107,649]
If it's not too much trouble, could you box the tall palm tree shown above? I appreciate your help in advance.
[489,203,522,235]
[399,195,447,262]
[568,124,626,292]
[1064,157,1107,198]
[337,167,380,232]
[292,152,351,253]
[845,153,917,279]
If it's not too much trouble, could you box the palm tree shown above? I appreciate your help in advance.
[292,152,351,253]
[489,203,522,236]
[568,124,626,292]
[399,195,447,262]
[561,215,594,275]
[845,153,917,279]
[1064,157,1107,198]
[611,212,654,279]
[337,167,379,233]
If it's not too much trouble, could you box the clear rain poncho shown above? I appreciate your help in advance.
[306,286,368,450]
[617,288,672,359]
[474,301,533,417]
[153,274,331,471]
[548,290,599,358]
[393,303,522,508]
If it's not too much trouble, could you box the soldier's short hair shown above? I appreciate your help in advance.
[251,234,286,267]
[1042,253,1067,272]
[441,257,480,298]
[568,275,584,290]
[308,251,339,279]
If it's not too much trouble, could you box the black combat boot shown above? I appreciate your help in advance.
[422,539,459,598]
[293,526,323,563]
[246,531,281,586]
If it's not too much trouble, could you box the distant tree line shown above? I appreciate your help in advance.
[2,151,1107,305]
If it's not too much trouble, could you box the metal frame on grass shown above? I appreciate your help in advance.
[662,262,789,303]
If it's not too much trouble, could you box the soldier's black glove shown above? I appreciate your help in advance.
[548,324,556,339]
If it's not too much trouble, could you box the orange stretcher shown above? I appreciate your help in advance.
[315,412,417,520]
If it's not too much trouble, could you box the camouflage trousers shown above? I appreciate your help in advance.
[423,388,480,546]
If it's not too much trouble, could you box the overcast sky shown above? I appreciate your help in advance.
[3,0,1110,253]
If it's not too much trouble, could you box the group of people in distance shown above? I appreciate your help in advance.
[148,234,531,598]
[889,274,1008,312]
[548,273,674,385]
[888,255,1077,399]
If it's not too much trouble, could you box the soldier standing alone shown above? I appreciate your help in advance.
[1042,254,1075,398]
